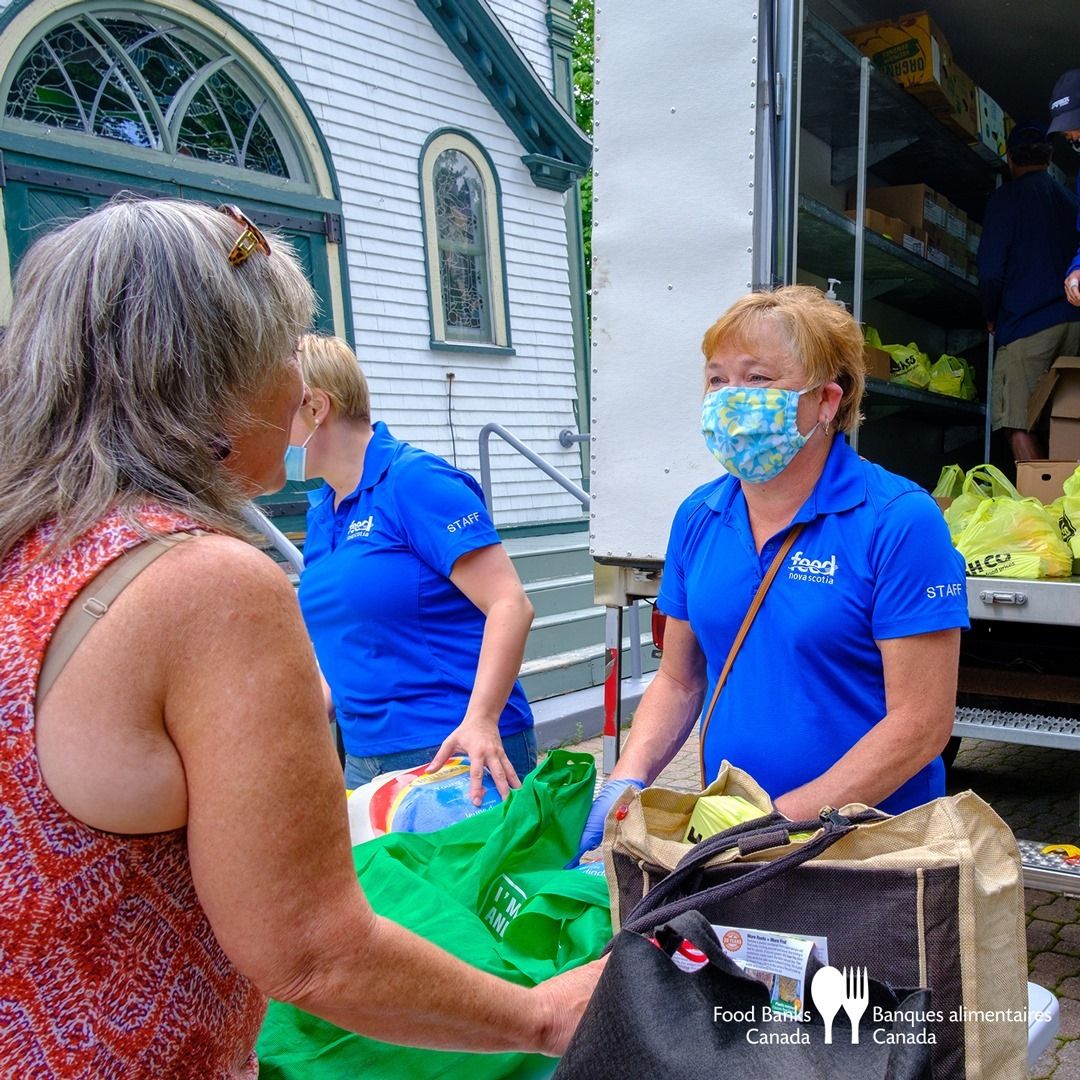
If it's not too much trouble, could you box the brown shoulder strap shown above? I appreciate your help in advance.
[697,522,805,788]
[36,532,200,707]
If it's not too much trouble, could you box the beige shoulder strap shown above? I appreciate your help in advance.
[697,522,805,788]
[37,531,200,707]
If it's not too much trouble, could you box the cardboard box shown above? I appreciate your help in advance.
[926,244,949,269]
[973,87,1007,162]
[1028,359,1080,456]
[844,12,953,91]
[1051,421,1080,460]
[1016,461,1078,503]
[902,230,926,258]
[864,345,892,381]
[945,207,967,241]
[923,61,979,141]
[843,207,907,244]
[859,183,944,231]
[933,496,954,513]
[843,6,979,139]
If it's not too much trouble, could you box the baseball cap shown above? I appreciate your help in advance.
[1048,69,1080,134]
[1007,121,1049,150]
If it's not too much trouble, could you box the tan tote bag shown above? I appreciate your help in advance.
[601,776,1028,1080]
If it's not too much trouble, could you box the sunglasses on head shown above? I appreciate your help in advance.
[218,204,271,266]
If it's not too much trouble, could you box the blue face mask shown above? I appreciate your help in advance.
[701,385,819,484]
[284,425,317,483]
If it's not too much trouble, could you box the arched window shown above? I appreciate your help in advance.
[4,10,306,179]
[420,130,511,353]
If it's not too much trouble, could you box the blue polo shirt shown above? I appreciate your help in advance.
[1072,172,1080,278]
[977,170,1080,346]
[298,422,533,757]
[657,436,968,815]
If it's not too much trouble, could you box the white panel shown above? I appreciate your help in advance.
[589,0,760,561]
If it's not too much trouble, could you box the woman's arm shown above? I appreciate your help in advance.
[427,543,535,803]
[772,628,960,820]
[605,615,709,786]
[159,536,598,1054]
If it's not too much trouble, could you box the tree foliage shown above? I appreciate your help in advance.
[571,0,593,289]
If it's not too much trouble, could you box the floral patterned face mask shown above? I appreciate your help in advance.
[700,385,818,484]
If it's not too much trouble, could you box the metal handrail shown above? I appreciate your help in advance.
[242,502,305,575]
[478,422,590,514]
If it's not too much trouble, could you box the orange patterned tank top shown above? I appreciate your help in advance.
[0,507,265,1078]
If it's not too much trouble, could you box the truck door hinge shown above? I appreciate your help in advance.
[774,73,784,118]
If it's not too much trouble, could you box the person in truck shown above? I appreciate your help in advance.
[1049,70,1080,309]
[977,119,1080,463]
[576,286,969,861]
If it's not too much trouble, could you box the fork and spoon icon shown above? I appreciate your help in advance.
[810,965,869,1044]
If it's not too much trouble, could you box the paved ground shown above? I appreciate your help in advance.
[551,731,1080,1077]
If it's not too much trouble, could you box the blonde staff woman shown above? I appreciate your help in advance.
[288,335,535,806]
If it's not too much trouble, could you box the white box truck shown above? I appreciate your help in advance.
[589,0,1080,892]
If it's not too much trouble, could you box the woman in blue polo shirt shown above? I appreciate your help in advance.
[576,286,969,859]
[288,335,536,805]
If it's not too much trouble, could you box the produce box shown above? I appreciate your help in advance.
[844,12,978,138]
[973,87,1008,162]
[844,11,952,90]
[1016,461,1077,503]
[927,61,979,141]
[858,183,945,231]
[843,207,908,244]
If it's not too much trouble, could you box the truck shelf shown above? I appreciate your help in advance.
[799,11,1000,216]
[954,706,1080,751]
[864,375,984,418]
[797,195,982,328]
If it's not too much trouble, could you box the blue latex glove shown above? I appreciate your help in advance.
[572,777,645,865]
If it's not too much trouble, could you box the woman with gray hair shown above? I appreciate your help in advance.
[0,198,598,1078]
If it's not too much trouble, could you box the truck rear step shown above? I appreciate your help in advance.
[954,706,1080,751]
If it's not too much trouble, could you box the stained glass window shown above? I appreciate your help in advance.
[434,149,491,340]
[5,12,297,178]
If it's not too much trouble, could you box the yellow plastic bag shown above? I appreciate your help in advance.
[931,464,965,500]
[1049,465,1080,569]
[928,354,966,398]
[943,464,1022,539]
[959,359,978,401]
[885,341,931,388]
[955,496,1073,579]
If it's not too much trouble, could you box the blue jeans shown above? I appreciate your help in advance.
[344,728,538,790]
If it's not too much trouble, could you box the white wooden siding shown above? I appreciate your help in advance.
[484,0,554,91]
[226,0,584,527]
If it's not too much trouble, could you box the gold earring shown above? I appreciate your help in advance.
[824,420,832,436]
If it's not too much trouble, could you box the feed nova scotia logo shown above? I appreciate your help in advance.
[788,550,838,584]
[347,515,374,539]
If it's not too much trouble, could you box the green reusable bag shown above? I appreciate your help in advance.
[257,750,611,1080]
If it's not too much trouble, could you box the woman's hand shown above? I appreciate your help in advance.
[530,956,608,1056]
[428,715,519,805]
